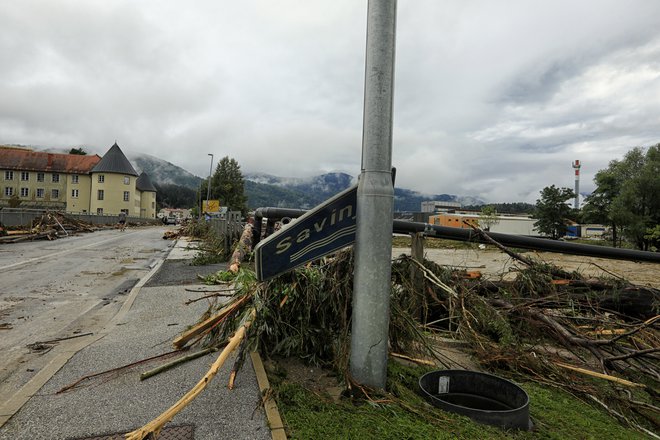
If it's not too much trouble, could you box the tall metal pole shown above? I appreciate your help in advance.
[206,153,214,213]
[350,0,397,389]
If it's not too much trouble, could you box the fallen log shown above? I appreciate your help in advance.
[229,222,254,273]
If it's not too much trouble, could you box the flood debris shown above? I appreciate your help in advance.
[0,211,96,243]
[131,223,658,438]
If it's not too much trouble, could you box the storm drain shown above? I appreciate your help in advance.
[72,424,194,440]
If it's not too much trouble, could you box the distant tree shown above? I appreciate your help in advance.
[582,167,621,246]
[583,145,660,250]
[644,225,660,252]
[462,202,535,214]
[533,185,576,239]
[69,147,87,155]
[8,194,21,208]
[206,156,248,215]
[154,183,197,210]
[478,206,499,231]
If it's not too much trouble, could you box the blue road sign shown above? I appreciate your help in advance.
[254,185,357,281]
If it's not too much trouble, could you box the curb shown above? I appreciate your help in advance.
[250,352,287,440]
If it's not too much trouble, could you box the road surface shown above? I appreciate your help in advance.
[0,226,171,402]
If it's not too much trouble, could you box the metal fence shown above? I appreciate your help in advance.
[0,208,160,227]
[208,211,243,251]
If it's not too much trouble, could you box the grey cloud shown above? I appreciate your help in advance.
[2,0,660,204]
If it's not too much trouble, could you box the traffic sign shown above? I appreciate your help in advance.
[254,185,357,281]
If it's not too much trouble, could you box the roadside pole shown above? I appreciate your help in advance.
[350,0,397,389]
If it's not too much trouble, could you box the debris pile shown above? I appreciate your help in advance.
[127,229,659,438]
[0,211,96,243]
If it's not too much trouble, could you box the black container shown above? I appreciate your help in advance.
[419,370,531,430]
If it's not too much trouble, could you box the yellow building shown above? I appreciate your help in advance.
[0,143,157,218]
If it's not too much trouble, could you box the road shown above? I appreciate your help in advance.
[0,226,172,402]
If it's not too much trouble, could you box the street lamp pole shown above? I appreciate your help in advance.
[206,153,214,214]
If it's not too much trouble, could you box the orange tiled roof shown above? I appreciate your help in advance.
[0,147,101,174]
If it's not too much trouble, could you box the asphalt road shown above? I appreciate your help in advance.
[0,226,171,403]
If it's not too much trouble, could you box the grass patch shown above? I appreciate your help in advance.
[271,362,648,440]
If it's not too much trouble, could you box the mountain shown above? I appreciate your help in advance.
[129,153,203,189]
[244,172,356,209]
[244,172,484,211]
[31,148,485,211]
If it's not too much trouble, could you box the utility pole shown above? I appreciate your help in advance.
[350,0,397,389]
[206,153,214,213]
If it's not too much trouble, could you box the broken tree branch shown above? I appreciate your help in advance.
[172,294,251,349]
[140,346,220,381]
[126,309,255,440]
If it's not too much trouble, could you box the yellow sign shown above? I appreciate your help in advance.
[205,200,220,213]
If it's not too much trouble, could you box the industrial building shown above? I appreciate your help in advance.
[429,212,541,236]
[0,143,157,218]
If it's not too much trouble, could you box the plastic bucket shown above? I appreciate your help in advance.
[419,370,531,430]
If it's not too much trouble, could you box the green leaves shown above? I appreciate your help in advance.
[533,185,576,239]
[584,144,660,250]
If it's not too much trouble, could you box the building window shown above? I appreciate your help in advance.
[52,173,60,183]
[37,188,45,198]
[72,175,79,184]
[72,189,79,198]
[152,201,155,209]
[4,171,13,180]
[4,187,13,196]
[20,188,28,197]
[98,175,105,183]
[21,172,29,181]
[97,208,103,215]
[121,208,129,214]
[37,172,44,182]
[124,176,130,185]
[98,189,104,200]
[52,189,59,199]
[123,191,130,202]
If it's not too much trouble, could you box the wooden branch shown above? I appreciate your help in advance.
[605,347,660,364]
[172,295,250,349]
[126,310,255,440]
[464,222,576,279]
[57,348,187,394]
[140,347,219,381]
[390,352,435,366]
[184,291,235,305]
[554,362,645,388]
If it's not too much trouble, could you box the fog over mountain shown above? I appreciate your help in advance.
[129,153,486,210]
[32,145,485,210]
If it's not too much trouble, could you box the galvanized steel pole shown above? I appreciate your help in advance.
[350,0,397,389]
[206,153,214,213]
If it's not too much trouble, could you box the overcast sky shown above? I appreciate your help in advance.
[2,1,660,202]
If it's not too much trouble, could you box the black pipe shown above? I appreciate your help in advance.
[392,220,660,263]
[251,207,660,263]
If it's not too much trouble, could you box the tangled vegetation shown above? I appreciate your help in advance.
[186,240,660,436]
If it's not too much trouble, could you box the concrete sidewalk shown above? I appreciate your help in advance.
[0,238,272,440]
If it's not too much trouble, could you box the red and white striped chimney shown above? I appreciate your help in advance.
[572,160,581,209]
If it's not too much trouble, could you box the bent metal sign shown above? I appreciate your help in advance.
[255,185,357,281]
